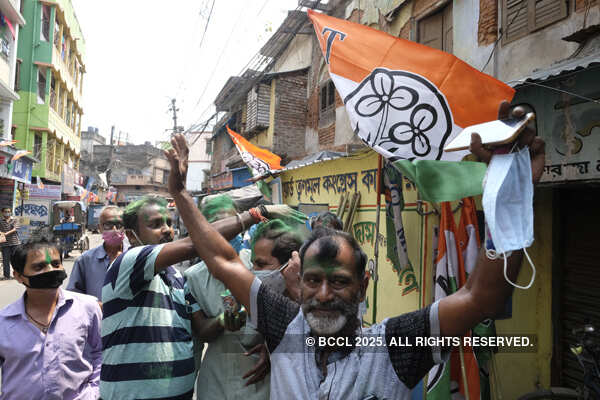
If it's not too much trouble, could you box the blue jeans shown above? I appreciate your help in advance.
[1,245,16,278]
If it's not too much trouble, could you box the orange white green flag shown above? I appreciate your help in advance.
[226,125,283,176]
[307,10,514,162]
[427,202,482,400]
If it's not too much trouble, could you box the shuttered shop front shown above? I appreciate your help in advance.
[558,187,600,388]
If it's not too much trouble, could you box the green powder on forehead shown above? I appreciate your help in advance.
[45,249,51,264]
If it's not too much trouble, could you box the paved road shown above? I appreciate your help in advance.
[0,233,103,309]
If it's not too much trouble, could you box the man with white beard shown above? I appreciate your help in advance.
[164,102,546,399]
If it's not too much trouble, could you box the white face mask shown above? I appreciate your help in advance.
[253,260,289,294]
[482,146,536,289]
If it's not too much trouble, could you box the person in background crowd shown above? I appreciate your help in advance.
[185,201,306,399]
[100,194,305,400]
[310,211,344,231]
[0,207,20,280]
[164,102,546,399]
[68,206,127,302]
[0,241,102,399]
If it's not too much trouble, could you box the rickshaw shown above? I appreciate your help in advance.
[51,201,90,258]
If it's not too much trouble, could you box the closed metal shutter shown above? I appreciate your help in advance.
[559,188,600,388]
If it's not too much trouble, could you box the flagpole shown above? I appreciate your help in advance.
[372,155,383,323]
[458,343,470,400]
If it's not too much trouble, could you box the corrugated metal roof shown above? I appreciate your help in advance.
[513,53,600,86]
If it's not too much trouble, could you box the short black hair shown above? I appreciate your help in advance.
[251,220,306,264]
[310,211,343,231]
[123,196,167,231]
[1,207,11,212]
[11,241,59,274]
[299,227,367,278]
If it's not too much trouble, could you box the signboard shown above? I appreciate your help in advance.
[25,184,61,200]
[11,158,33,184]
[515,68,600,183]
[14,199,51,226]
[210,171,233,191]
[62,164,75,194]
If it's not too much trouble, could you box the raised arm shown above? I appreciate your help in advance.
[154,213,255,274]
[438,102,546,336]
[164,135,255,309]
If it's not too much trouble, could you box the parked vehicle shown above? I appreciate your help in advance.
[87,203,105,233]
[51,201,90,258]
[518,323,600,399]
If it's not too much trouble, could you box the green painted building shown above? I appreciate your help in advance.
[13,0,85,183]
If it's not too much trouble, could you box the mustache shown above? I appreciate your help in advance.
[159,236,173,244]
[303,297,354,314]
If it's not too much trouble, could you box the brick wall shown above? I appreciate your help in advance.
[273,70,308,160]
[478,0,498,45]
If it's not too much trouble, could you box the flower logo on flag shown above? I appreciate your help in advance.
[240,151,269,175]
[344,68,453,161]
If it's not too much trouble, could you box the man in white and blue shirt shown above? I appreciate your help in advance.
[165,130,546,400]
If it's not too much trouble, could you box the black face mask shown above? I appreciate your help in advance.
[23,269,67,289]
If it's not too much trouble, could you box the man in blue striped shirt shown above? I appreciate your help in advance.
[100,193,302,399]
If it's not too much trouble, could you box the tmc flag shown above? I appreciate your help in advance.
[227,126,283,176]
[307,10,514,162]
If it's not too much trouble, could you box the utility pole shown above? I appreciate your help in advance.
[169,98,179,136]
[108,125,115,186]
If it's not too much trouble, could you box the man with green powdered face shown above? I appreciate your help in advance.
[165,100,547,400]
[185,195,306,400]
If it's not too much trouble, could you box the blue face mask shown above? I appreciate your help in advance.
[482,146,535,289]
[230,234,243,254]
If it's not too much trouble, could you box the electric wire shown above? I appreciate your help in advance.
[480,0,527,72]
[185,0,321,134]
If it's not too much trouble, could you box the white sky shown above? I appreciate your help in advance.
[72,0,299,145]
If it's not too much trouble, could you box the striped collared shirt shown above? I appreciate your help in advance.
[100,244,196,400]
[0,217,19,246]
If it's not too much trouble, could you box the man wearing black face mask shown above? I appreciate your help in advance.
[0,242,102,399]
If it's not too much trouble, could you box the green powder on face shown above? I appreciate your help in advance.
[45,249,51,264]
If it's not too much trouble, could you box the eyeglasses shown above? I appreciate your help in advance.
[102,222,124,230]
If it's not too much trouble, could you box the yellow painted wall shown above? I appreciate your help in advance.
[280,150,427,322]
[279,150,553,398]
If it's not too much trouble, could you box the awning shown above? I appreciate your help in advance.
[512,25,600,86]
[512,53,600,86]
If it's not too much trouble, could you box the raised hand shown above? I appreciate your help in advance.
[242,343,271,386]
[164,133,189,195]
[263,205,307,225]
[469,101,546,183]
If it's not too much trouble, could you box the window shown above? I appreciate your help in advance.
[46,138,55,171]
[319,80,336,127]
[37,68,47,104]
[65,99,72,125]
[33,134,42,160]
[222,135,233,153]
[14,59,21,91]
[0,37,10,59]
[54,19,60,47]
[418,2,453,53]
[41,5,50,42]
[50,75,56,109]
[502,0,568,44]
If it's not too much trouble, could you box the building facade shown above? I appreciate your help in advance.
[12,0,85,185]
[186,131,212,193]
[93,142,170,204]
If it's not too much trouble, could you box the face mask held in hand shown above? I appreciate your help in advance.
[22,269,67,289]
[482,146,536,289]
